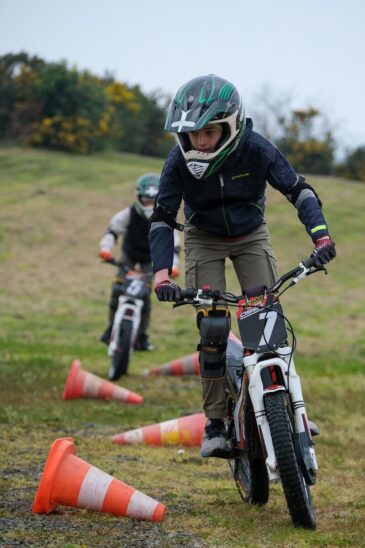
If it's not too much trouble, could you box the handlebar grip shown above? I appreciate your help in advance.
[302,256,315,269]
[179,288,198,300]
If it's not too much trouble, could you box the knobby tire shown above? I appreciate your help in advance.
[265,391,316,529]
[228,400,269,506]
[109,319,133,380]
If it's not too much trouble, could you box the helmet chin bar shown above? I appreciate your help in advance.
[186,161,209,179]
[135,200,154,218]
[141,205,154,219]
[176,111,242,180]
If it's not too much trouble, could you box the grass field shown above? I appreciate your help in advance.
[0,146,364,547]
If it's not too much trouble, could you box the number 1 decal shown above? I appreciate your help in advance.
[258,311,277,347]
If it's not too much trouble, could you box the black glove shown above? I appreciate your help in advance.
[311,236,336,266]
[155,280,182,302]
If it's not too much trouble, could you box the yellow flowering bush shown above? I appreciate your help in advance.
[25,115,105,154]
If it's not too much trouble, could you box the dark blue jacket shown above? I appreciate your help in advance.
[149,119,329,273]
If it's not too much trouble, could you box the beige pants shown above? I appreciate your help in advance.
[184,222,278,418]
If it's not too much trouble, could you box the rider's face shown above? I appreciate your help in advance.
[140,197,155,206]
[188,124,223,153]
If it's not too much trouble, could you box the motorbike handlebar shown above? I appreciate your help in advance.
[173,256,322,306]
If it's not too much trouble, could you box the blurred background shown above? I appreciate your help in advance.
[1,3,365,545]
[1,0,365,179]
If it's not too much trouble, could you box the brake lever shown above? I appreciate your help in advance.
[307,265,327,277]
[172,300,194,308]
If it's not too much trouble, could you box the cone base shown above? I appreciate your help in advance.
[152,503,166,521]
[62,360,81,400]
[32,438,75,513]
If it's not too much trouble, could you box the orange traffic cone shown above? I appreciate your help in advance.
[32,438,165,521]
[147,352,200,376]
[112,413,207,447]
[62,360,143,404]
[146,332,241,376]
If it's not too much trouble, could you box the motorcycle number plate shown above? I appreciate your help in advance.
[125,278,145,298]
[237,302,287,352]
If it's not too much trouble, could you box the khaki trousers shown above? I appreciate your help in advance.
[184,222,278,418]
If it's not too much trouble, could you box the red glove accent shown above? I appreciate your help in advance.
[171,266,180,279]
[99,249,113,262]
[312,236,336,266]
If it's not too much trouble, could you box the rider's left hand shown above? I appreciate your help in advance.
[311,236,336,266]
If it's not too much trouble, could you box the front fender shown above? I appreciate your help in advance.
[248,357,289,481]
[248,357,289,414]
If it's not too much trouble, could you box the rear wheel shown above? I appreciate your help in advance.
[108,320,133,380]
[265,391,316,529]
[228,401,269,505]
[230,456,269,505]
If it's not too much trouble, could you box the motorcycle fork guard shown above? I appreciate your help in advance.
[108,297,143,357]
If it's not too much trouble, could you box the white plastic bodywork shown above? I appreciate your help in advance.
[108,295,144,357]
[243,351,317,481]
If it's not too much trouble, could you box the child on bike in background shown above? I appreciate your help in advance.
[99,173,180,351]
[149,75,336,457]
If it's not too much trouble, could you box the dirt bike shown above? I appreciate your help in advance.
[172,257,325,529]
[107,260,152,380]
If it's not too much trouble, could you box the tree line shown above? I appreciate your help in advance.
[0,52,364,181]
[0,52,174,157]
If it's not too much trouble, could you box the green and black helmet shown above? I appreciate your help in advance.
[135,173,160,218]
[165,74,245,179]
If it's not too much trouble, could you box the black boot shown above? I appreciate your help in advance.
[134,333,153,351]
[99,324,112,345]
[200,418,231,458]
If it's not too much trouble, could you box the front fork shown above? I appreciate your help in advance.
[108,296,144,357]
[245,355,318,482]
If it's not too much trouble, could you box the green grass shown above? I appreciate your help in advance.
[0,146,365,546]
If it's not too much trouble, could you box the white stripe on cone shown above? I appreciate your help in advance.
[127,490,159,520]
[77,466,113,510]
[160,419,178,434]
[122,428,144,444]
[83,374,100,398]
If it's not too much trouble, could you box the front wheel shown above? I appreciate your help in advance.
[265,391,316,529]
[108,319,133,380]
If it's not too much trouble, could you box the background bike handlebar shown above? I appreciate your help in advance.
[106,258,126,269]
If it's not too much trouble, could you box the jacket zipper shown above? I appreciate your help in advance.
[219,174,231,237]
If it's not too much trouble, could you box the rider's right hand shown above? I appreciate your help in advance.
[155,280,182,302]
[311,236,336,267]
[99,249,113,262]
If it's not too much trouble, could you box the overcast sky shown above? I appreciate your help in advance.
[1,0,364,153]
